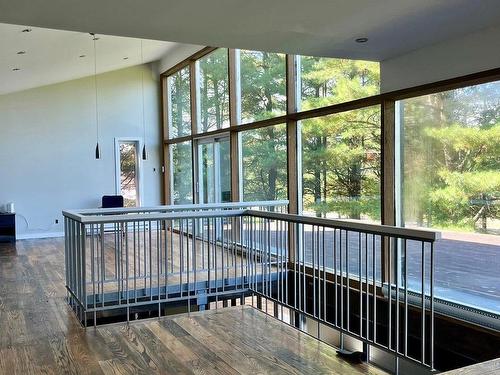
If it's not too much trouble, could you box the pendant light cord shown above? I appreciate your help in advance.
[141,40,146,147]
[93,34,99,144]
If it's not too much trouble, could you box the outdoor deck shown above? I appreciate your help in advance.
[0,238,387,375]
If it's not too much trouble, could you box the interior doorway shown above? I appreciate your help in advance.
[115,138,142,207]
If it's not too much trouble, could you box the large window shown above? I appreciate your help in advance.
[301,106,381,220]
[197,49,230,132]
[168,67,191,138]
[162,46,500,320]
[241,124,287,201]
[240,50,286,124]
[398,81,500,312]
[170,141,193,204]
[299,56,380,111]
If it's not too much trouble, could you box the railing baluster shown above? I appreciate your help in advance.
[404,239,408,357]
[346,230,350,333]
[421,241,426,365]
[365,232,369,341]
[359,232,362,337]
[430,242,435,370]
[373,234,377,344]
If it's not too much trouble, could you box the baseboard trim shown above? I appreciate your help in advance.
[17,231,64,240]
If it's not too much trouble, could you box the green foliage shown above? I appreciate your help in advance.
[242,125,287,201]
[403,85,500,232]
[240,50,286,122]
[172,142,193,204]
[300,57,381,219]
[169,67,191,138]
[198,49,230,132]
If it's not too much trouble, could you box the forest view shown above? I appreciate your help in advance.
[402,83,500,234]
[169,48,499,234]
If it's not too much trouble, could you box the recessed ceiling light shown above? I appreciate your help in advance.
[79,54,86,58]
[22,28,32,33]
[355,37,368,43]
[17,51,26,55]
[123,57,129,60]
[12,68,21,71]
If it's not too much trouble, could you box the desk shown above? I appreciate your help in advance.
[0,213,16,243]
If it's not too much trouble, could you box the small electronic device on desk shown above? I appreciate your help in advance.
[0,212,16,243]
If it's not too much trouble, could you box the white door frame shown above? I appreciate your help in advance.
[114,137,144,207]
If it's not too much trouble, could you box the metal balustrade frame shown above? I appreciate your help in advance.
[63,202,440,373]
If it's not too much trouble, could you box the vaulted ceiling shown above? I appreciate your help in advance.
[1,0,499,95]
[1,0,499,61]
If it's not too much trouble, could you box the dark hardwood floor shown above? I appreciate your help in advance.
[0,237,387,374]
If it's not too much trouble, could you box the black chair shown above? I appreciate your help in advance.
[101,195,124,208]
[98,195,125,238]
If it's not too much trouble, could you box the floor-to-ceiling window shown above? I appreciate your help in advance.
[397,81,500,312]
[161,45,499,321]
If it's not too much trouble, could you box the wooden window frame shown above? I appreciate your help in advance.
[161,47,500,231]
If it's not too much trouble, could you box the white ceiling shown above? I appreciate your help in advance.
[0,0,499,63]
[0,23,179,95]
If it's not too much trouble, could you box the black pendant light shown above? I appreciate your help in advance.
[91,32,101,159]
[140,39,148,160]
[95,142,101,159]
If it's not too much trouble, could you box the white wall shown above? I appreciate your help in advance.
[0,64,163,238]
[381,26,500,92]
[158,43,205,74]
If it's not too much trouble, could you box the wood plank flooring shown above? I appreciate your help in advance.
[440,358,500,375]
[0,237,387,374]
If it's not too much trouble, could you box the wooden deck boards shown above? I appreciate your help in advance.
[0,237,388,375]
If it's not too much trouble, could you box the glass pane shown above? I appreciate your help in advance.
[301,106,381,222]
[198,138,231,204]
[240,50,286,124]
[399,80,500,312]
[199,142,215,203]
[119,142,138,207]
[241,124,287,201]
[219,139,231,202]
[198,49,230,132]
[168,67,191,138]
[299,56,379,111]
[171,141,193,204]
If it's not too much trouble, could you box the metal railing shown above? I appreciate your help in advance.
[63,202,440,372]
[245,210,440,372]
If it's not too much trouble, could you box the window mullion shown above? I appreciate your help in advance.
[229,49,241,202]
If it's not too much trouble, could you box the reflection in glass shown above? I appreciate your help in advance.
[399,81,500,312]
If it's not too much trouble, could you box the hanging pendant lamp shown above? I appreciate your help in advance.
[140,39,148,160]
[91,32,101,159]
